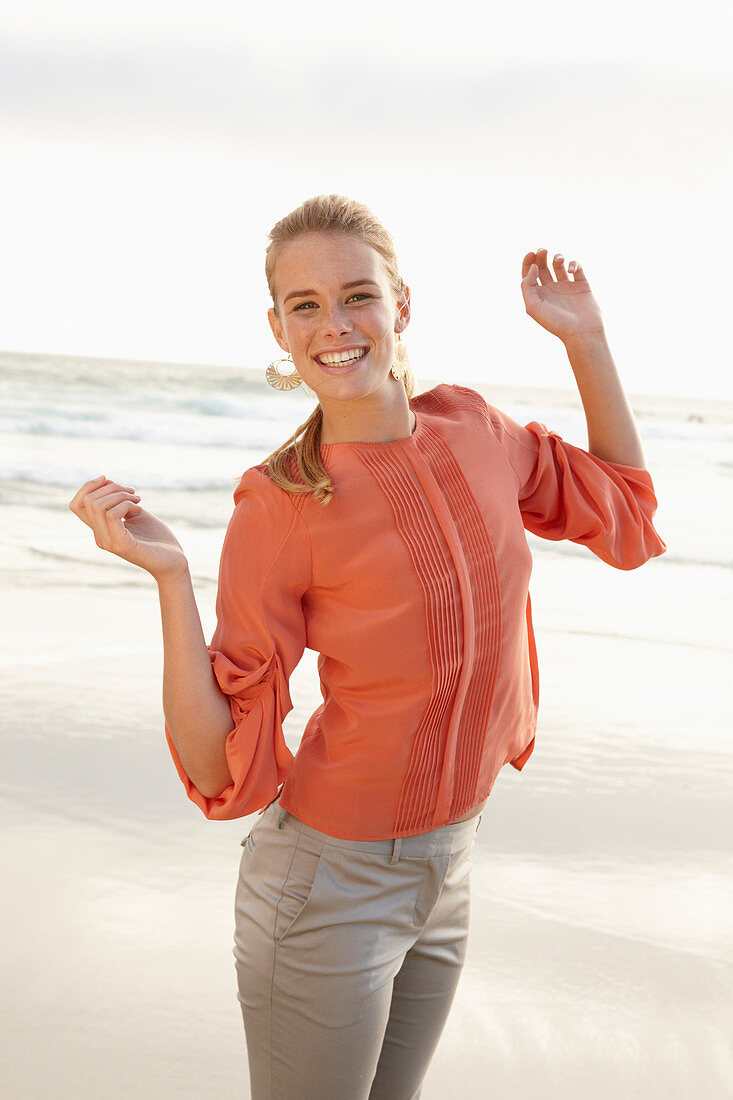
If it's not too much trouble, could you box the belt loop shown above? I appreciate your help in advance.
[277,807,288,830]
[389,837,402,864]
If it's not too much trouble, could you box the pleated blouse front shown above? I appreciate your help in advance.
[166,384,666,840]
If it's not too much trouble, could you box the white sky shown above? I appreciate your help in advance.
[2,0,732,397]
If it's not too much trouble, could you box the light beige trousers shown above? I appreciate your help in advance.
[234,795,482,1100]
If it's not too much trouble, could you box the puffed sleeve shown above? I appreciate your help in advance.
[485,401,666,569]
[165,465,311,820]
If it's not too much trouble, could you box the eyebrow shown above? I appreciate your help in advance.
[283,279,381,304]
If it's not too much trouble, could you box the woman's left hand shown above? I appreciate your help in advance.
[521,249,605,345]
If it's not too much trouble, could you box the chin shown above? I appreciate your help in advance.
[318,369,388,398]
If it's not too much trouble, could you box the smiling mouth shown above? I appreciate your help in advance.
[316,348,368,367]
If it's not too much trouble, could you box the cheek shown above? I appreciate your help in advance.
[364,304,396,340]
[284,317,317,348]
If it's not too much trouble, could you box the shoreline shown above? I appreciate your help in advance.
[3,346,733,422]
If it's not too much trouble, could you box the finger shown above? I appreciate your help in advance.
[520,262,539,291]
[85,489,141,517]
[517,264,539,299]
[552,253,569,282]
[85,477,136,496]
[535,247,554,285]
[97,500,144,550]
[520,264,541,311]
[521,251,537,278]
[70,478,136,516]
[79,489,142,533]
[568,260,588,284]
[69,475,108,515]
[85,483,139,507]
[106,500,143,523]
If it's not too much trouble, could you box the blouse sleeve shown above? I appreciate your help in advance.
[485,401,667,569]
[165,466,311,820]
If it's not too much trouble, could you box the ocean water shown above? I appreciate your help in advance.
[1,349,732,1098]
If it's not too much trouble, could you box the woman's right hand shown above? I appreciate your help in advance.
[69,476,188,581]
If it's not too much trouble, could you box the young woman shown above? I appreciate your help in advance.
[70,195,665,1099]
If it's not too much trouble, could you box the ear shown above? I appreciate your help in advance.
[395,286,411,335]
[268,307,290,354]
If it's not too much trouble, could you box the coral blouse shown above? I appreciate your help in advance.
[166,384,666,839]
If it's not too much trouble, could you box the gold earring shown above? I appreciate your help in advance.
[266,355,302,391]
[390,334,409,382]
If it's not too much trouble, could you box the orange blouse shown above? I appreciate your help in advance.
[166,384,666,839]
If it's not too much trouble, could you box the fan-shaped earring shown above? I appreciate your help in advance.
[266,356,302,391]
[390,335,409,382]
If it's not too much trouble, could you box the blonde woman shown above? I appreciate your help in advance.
[70,195,665,1099]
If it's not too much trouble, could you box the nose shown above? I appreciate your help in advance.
[320,301,353,337]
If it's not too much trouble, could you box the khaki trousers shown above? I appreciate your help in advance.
[234,795,482,1100]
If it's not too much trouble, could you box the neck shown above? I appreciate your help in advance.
[319,382,415,444]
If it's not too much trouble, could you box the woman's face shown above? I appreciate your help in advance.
[268,231,409,406]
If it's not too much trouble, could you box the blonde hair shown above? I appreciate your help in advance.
[263,195,416,505]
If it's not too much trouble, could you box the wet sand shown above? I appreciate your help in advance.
[2,545,731,1098]
[2,356,732,1096]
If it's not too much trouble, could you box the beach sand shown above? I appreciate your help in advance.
[2,354,732,1097]
[2,551,731,1099]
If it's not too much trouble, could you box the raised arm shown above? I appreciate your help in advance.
[69,477,234,797]
[521,248,645,469]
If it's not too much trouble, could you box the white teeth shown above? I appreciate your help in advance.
[318,348,367,366]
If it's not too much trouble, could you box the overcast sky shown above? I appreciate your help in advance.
[2,0,731,397]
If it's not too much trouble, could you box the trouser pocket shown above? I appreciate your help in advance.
[274,837,325,944]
